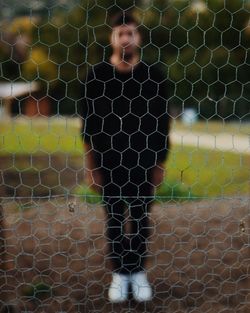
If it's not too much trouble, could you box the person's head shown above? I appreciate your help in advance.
[110,12,141,61]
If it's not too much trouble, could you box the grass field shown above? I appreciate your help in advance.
[0,117,249,199]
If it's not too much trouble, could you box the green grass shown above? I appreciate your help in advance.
[0,118,249,199]
[74,185,103,204]
[165,145,249,198]
[74,181,194,202]
[0,118,83,155]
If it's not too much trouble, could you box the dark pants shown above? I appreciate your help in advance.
[102,167,154,274]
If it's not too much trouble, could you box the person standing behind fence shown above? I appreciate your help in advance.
[81,11,171,303]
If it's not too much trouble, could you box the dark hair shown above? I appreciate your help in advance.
[111,11,138,27]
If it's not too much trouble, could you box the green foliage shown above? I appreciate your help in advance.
[0,0,249,118]
[22,282,51,298]
[73,185,103,204]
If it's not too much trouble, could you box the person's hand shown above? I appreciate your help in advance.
[85,169,103,193]
[84,143,103,193]
[151,163,165,187]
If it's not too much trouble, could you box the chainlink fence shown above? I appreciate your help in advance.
[0,1,250,312]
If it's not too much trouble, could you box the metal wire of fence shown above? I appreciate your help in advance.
[0,1,249,312]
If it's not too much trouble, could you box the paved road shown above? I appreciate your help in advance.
[171,130,250,154]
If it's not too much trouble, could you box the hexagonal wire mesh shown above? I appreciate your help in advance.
[0,0,249,312]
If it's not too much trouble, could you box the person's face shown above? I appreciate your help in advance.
[110,23,141,57]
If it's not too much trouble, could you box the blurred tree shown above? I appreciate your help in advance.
[138,0,250,120]
[0,0,249,119]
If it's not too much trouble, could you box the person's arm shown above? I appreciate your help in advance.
[84,142,103,193]
[151,123,170,187]
[151,162,165,187]
[151,69,171,187]
[81,67,103,193]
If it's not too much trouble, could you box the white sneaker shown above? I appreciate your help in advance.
[108,273,130,303]
[131,272,152,302]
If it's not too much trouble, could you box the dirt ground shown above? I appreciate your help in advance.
[0,155,250,312]
[0,197,249,313]
[0,154,84,198]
